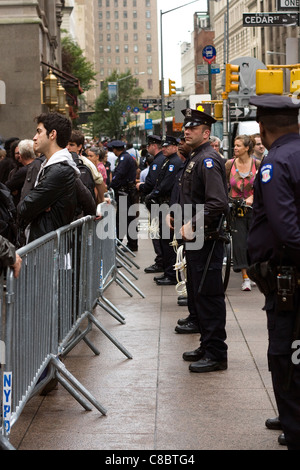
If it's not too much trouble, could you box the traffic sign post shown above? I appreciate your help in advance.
[202,46,217,96]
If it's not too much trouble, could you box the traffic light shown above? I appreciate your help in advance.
[214,102,223,120]
[225,63,240,94]
[168,79,176,96]
[256,69,283,95]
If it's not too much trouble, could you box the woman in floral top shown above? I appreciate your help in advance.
[225,134,260,291]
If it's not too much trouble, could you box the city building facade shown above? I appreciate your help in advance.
[94,0,159,99]
[0,0,66,139]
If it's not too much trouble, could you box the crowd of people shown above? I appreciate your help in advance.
[0,96,300,450]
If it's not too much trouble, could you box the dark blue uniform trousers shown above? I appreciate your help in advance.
[185,239,227,361]
[266,294,300,450]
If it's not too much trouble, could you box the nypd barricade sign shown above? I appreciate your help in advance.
[3,372,12,435]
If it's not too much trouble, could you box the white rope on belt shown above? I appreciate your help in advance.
[172,241,187,296]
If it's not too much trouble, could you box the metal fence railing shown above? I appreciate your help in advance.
[0,203,145,449]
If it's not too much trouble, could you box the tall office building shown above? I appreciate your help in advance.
[95,0,159,98]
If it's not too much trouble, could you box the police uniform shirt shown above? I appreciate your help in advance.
[151,152,183,201]
[180,141,228,227]
[248,132,300,267]
[110,150,136,189]
[140,151,166,195]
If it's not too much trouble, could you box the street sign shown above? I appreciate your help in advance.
[133,107,139,113]
[144,119,153,130]
[277,0,299,10]
[211,64,221,74]
[243,12,299,26]
[139,98,158,104]
[197,64,209,75]
[229,107,245,119]
[202,45,216,64]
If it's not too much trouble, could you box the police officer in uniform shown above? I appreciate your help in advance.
[247,94,300,450]
[137,135,166,273]
[178,108,229,372]
[145,135,183,285]
[110,140,138,251]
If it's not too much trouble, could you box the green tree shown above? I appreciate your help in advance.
[90,70,144,139]
[61,35,97,120]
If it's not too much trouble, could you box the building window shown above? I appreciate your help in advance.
[125,56,129,64]
[134,45,138,52]
[147,56,152,63]
[106,11,110,19]
[114,11,119,19]
[114,0,118,6]
[115,22,119,30]
[124,45,129,52]
[133,10,137,18]
[134,56,138,64]
[106,22,111,30]
[148,79,153,90]
[147,44,151,52]
[124,33,128,41]
[146,21,151,30]
[107,45,111,53]
[133,22,137,29]
[146,10,151,18]
[124,22,128,29]
[147,66,152,75]
[146,33,151,41]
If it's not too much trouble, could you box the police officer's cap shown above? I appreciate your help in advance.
[182,108,216,128]
[162,135,179,147]
[249,94,300,122]
[111,140,126,149]
[147,135,162,145]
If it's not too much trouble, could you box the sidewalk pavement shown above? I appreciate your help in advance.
[9,235,286,451]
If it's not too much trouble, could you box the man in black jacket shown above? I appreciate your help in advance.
[18,113,79,242]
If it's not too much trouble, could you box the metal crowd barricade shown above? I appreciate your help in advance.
[0,202,146,446]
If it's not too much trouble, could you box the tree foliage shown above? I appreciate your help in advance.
[90,70,144,139]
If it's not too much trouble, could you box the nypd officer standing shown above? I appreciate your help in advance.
[110,140,138,252]
[145,135,183,286]
[137,135,166,273]
[247,95,300,450]
[178,108,229,372]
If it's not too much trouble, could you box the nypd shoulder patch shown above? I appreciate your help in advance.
[152,164,157,171]
[261,164,273,183]
[204,158,214,169]
[168,164,174,172]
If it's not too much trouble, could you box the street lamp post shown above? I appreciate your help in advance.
[160,0,201,139]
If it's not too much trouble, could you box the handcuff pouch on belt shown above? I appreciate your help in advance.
[247,262,299,311]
